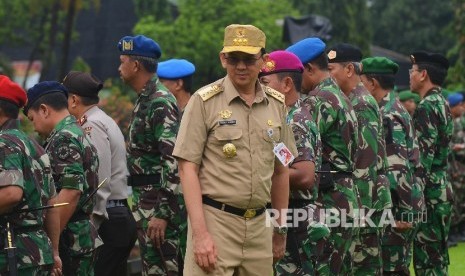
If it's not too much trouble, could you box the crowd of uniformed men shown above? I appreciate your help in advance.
[0,22,462,276]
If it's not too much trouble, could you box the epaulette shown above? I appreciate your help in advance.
[198,84,223,101]
[264,86,285,103]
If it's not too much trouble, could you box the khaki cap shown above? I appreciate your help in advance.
[221,24,266,55]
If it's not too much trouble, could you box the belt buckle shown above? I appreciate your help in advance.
[244,209,256,219]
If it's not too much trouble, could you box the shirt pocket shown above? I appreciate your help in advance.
[213,128,243,162]
[261,126,281,145]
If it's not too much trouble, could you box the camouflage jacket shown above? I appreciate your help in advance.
[44,115,99,255]
[379,91,421,214]
[0,119,55,270]
[451,114,465,158]
[128,76,180,220]
[288,98,322,201]
[304,77,358,173]
[413,87,453,204]
[349,82,391,210]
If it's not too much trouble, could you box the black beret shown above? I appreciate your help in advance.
[410,51,449,70]
[327,43,362,63]
[62,71,103,99]
[25,81,68,114]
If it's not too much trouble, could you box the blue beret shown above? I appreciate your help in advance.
[447,93,464,107]
[117,35,161,59]
[157,59,195,79]
[286,37,326,64]
[24,81,68,114]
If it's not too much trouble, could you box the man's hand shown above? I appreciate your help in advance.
[272,232,286,263]
[394,220,413,233]
[51,252,62,276]
[193,231,217,273]
[147,217,168,248]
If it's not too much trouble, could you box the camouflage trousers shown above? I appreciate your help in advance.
[59,224,97,276]
[413,202,452,276]
[0,265,53,276]
[317,177,358,275]
[351,227,383,276]
[134,212,180,276]
[382,208,419,275]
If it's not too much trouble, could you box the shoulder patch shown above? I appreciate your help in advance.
[198,84,223,101]
[264,86,285,103]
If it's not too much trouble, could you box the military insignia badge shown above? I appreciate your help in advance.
[123,40,133,51]
[219,110,232,119]
[78,115,88,126]
[410,54,416,63]
[223,143,237,158]
[262,57,276,73]
[267,120,273,126]
[327,50,337,60]
[57,145,71,160]
[235,28,246,38]
[84,126,92,136]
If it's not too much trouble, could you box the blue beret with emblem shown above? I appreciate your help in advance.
[286,37,326,64]
[447,93,464,107]
[24,81,68,114]
[157,59,195,79]
[117,35,161,59]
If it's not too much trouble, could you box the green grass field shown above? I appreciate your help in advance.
[410,241,465,275]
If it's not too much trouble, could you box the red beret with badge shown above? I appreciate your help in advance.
[0,75,27,108]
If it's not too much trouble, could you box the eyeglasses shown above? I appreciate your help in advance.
[409,69,422,75]
[224,55,262,66]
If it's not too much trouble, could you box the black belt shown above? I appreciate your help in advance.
[106,199,128,209]
[127,174,161,187]
[202,196,266,219]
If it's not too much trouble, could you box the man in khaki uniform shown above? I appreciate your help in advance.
[173,24,297,276]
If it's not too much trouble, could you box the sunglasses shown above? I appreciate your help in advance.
[224,55,262,66]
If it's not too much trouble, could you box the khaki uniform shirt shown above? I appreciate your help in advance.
[80,106,129,223]
[173,76,296,209]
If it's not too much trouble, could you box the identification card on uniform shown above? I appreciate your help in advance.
[273,142,295,166]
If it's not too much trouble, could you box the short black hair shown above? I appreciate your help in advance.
[181,75,194,95]
[276,71,303,92]
[130,55,158,73]
[308,52,328,71]
[0,99,19,119]
[365,74,396,90]
[417,63,447,86]
[29,92,68,112]
[70,93,99,106]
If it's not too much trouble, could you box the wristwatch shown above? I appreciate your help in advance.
[274,225,288,235]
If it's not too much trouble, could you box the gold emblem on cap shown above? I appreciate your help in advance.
[410,54,416,63]
[123,40,133,51]
[235,28,246,38]
[327,50,337,60]
[267,120,273,126]
[262,57,275,72]
[223,143,237,158]
[233,38,248,46]
[219,110,232,119]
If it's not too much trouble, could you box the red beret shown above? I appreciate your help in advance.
[0,75,27,108]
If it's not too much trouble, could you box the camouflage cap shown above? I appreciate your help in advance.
[221,24,266,55]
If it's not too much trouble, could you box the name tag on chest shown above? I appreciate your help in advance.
[219,120,237,126]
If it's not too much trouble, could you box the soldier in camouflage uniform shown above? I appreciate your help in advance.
[157,59,195,269]
[446,93,465,246]
[328,44,391,275]
[0,76,61,275]
[361,57,423,275]
[409,51,453,275]
[117,35,183,276]
[259,50,327,275]
[25,81,99,276]
[287,37,360,275]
